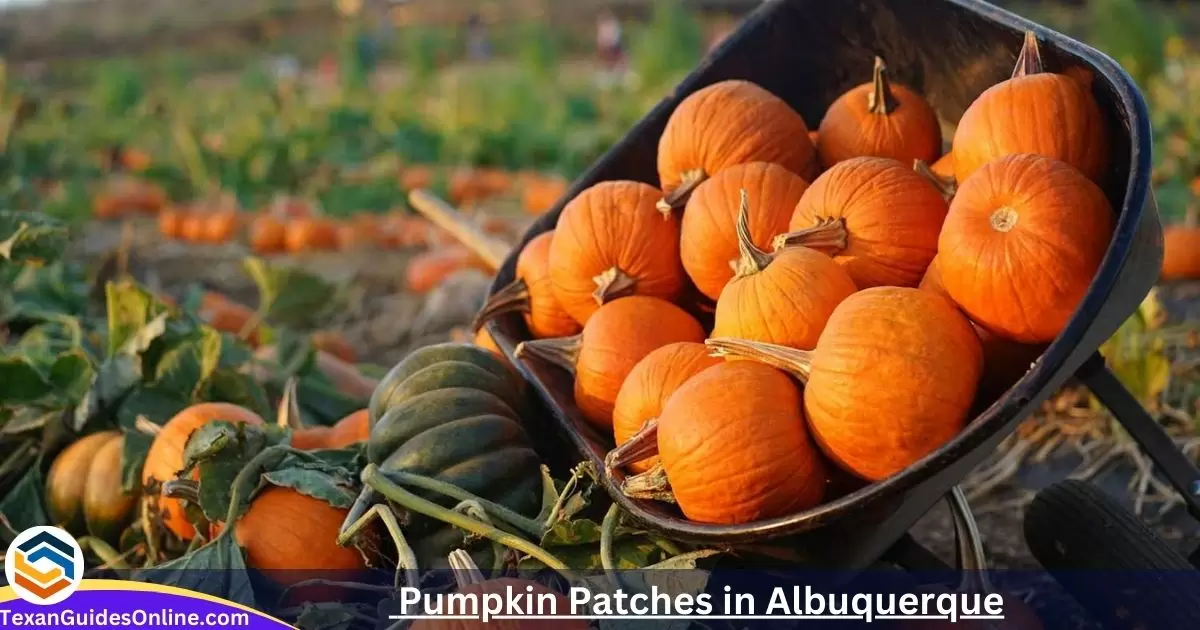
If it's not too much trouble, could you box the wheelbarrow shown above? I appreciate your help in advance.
[475,0,1199,627]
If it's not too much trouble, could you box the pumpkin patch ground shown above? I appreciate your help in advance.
[6,2,1200,628]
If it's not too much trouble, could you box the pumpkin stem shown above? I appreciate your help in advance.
[592,266,637,305]
[914,159,957,201]
[867,56,900,115]
[620,463,676,503]
[448,548,488,588]
[1012,31,1044,78]
[989,207,1019,233]
[472,278,530,332]
[161,479,200,503]
[604,419,660,474]
[731,189,776,278]
[705,337,813,382]
[947,486,997,595]
[134,415,163,436]
[771,216,849,254]
[515,335,581,375]
[657,168,708,214]
[276,377,305,430]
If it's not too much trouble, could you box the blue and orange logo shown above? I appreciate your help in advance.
[4,526,84,605]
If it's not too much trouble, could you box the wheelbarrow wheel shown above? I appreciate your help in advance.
[1024,479,1200,629]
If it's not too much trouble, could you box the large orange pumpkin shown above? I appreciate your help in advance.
[711,190,856,349]
[680,162,809,301]
[476,231,581,339]
[548,181,685,325]
[937,153,1114,344]
[709,286,982,482]
[516,296,705,430]
[609,342,722,473]
[952,31,1109,184]
[657,80,816,211]
[774,157,947,289]
[651,361,827,524]
[817,56,941,168]
[142,403,266,540]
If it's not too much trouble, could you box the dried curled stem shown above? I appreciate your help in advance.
[1013,31,1044,78]
[731,189,775,279]
[515,335,582,375]
[657,168,707,214]
[867,56,900,114]
[771,216,848,255]
[705,337,813,382]
[914,159,957,201]
[473,278,530,331]
[592,266,637,305]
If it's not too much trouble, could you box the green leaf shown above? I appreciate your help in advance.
[184,421,289,523]
[105,282,170,358]
[152,327,222,400]
[262,465,357,509]
[135,534,256,609]
[71,354,141,433]
[243,257,339,330]
[203,370,272,419]
[0,462,49,531]
[120,428,154,493]
[518,518,671,571]
[0,211,68,264]
[116,386,191,429]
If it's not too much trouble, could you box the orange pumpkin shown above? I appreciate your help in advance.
[249,214,288,254]
[657,80,816,211]
[290,409,370,450]
[180,213,207,243]
[680,162,809,301]
[774,156,948,289]
[712,190,856,348]
[516,296,705,430]
[400,165,435,191]
[817,56,941,168]
[197,292,259,345]
[334,216,379,250]
[520,173,570,215]
[312,330,356,364]
[610,342,721,473]
[931,151,955,180]
[202,209,239,244]
[473,326,506,359]
[405,246,478,294]
[653,361,826,524]
[709,286,982,482]
[476,231,580,339]
[937,153,1114,344]
[284,217,338,253]
[952,32,1109,184]
[251,345,379,400]
[1161,222,1200,282]
[143,403,266,540]
[548,181,685,325]
[158,207,186,239]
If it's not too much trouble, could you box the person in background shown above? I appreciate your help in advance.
[466,13,492,62]
[596,9,625,73]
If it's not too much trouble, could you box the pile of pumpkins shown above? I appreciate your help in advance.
[476,32,1116,526]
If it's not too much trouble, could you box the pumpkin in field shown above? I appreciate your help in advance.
[158,207,186,239]
[335,216,380,251]
[93,178,168,218]
[712,190,856,349]
[657,80,816,211]
[249,214,288,254]
[366,343,542,566]
[180,213,207,242]
[202,209,239,244]
[709,287,983,482]
[475,231,580,339]
[289,409,370,450]
[817,56,941,168]
[233,486,368,597]
[622,361,827,525]
[952,31,1109,184]
[608,342,721,474]
[45,431,137,544]
[520,173,570,216]
[284,216,338,253]
[517,296,705,429]
[197,292,259,345]
[143,403,266,539]
[1161,216,1200,281]
[773,156,948,289]
[312,330,356,364]
[681,162,809,301]
[548,181,685,324]
[406,246,482,294]
[937,153,1114,343]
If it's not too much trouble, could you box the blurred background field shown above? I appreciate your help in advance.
[4,0,1200,566]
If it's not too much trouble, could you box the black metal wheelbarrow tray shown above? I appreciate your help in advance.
[483,0,1190,574]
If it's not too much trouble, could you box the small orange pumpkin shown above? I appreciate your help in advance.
[1161,209,1200,281]
[180,213,207,243]
[312,330,356,364]
[610,342,721,473]
[516,296,705,430]
[952,31,1110,184]
[774,156,948,289]
[284,216,338,253]
[143,403,266,540]
[476,231,581,339]
[520,173,570,215]
[405,246,480,294]
[680,162,809,301]
[158,207,186,239]
[290,409,370,450]
[197,292,259,345]
[657,80,816,211]
[548,181,685,324]
[202,209,239,244]
[249,213,288,254]
[817,56,941,168]
[709,286,983,482]
[937,153,1114,344]
[711,190,857,349]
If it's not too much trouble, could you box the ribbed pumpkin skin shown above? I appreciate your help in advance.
[611,342,722,473]
[1161,226,1200,281]
[516,231,581,338]
[233,486,367,596]
[142,403,265,540]
[816,73,941,168]
[658,81,816,201]
[937,154,1114,344]
[574,297,706,430]
[658,361,826,524]
[680,162,809,301]
[805,287,982,482]
[789,157,947,288]
[411,579,587,630]
[712,246,857,350]
[952,73,1109,184]
[549,181,685,324]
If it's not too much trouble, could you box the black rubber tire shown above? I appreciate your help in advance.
[1024,480,1200,630]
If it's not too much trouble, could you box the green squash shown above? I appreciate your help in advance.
[365,343,542,566]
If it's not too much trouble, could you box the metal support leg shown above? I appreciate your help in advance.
[1076,352,1200,521]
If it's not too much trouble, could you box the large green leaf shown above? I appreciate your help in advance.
[183,421,289,523]
[120,428,154,494]
[135,534,256,609]
[152,326,223,400]
[105,281,171,359]
[243,257,339,330]
[0,461,50,531]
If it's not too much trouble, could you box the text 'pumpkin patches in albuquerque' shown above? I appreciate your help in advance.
[517,296,705,430]
[548,181,686,324]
